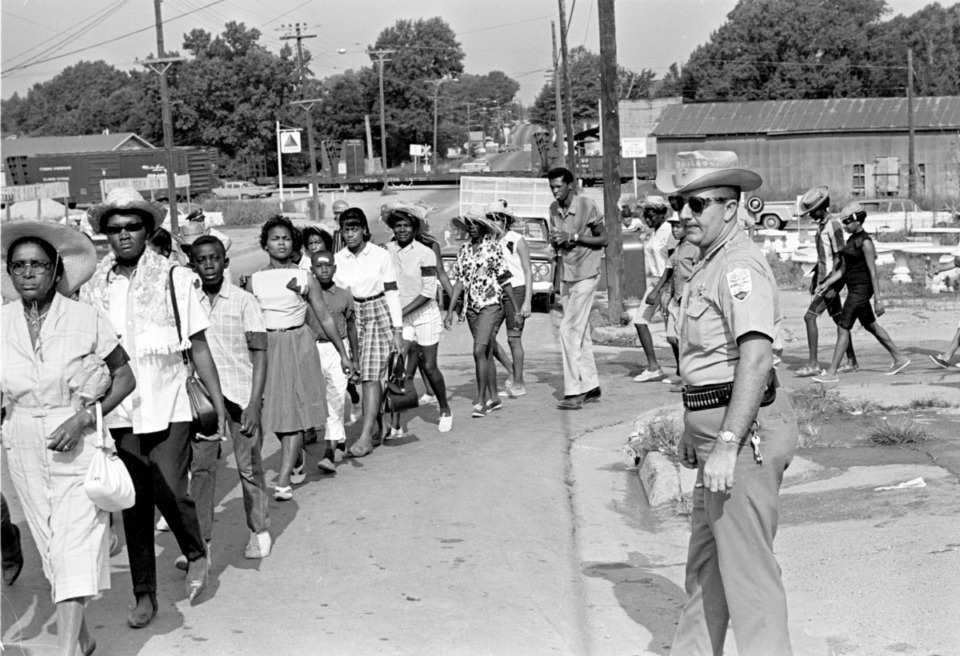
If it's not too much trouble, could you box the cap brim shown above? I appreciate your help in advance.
[656,168,762,194]
[1,220,98,300]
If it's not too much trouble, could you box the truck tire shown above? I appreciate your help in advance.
[240,194,252,200]
[761,214,784,230]
[747,196,765,213]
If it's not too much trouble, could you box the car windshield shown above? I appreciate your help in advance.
[449,217,548,244]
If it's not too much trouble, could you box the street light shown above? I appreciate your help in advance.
[429,76,457,174]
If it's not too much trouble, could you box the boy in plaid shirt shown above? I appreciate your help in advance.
[187,235,272,559]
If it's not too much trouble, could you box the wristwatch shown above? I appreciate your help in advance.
[573,233,579,243]
[717,430,739,444]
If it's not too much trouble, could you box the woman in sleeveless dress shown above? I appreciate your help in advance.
[813,202,910,383]
[246,216,353,500]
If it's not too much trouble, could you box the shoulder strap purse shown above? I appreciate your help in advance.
[169,267,220,437]
[84,402,136,512]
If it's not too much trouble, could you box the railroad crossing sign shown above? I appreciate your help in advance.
[280,130,302,154]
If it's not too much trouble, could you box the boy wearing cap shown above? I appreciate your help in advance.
[796,185,858,377]
[310,249,360,469]
[633,196,678,383]
[186,235,272,559]
[658,151,798,656]
[384,206,453,432]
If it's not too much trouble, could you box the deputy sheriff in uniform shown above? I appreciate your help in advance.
[658,151,798,656]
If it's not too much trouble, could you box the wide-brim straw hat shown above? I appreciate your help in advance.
[484,199,517,226]
[172,221,209,246]
[380,201,434,232]
[799,185,830,216]
[450,212,504,236]
[2,220,98,301]
[656,150,762,195]
[88,187,165,234]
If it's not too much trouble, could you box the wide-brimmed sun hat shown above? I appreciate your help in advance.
[656,150,762,195]
[799,185,831,216]
[88,187,165,235]
[450,212,504,236]
[484,199,517,226]
[380,201,435,232]
[172,219,209,246]
[2,220,98,301]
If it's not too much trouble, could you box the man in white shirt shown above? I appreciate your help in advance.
[632,195,677,382]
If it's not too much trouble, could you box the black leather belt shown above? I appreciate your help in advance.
[682,372,778,411]
[354,292,385,303]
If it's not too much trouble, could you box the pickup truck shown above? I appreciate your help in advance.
[743,197,798,230]
[211,181,275,200]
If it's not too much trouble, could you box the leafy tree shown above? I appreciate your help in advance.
[529,46,658,128]
[368,17,465,164]
[1,61,138,136]
[676,0,960,101]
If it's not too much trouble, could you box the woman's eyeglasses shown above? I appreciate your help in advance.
[668,196,732,214]
[103,222,146,235]
[9,260,53,275]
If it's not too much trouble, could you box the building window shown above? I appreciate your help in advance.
[917,163,926,190]
[852,164,865,196]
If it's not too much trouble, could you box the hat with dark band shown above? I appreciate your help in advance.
[656,150,762,195]
[799,186,831,216]
[88,187,165,235]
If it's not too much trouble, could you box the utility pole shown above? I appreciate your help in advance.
[281,23,320,222]
[370,49,395,194]
[147,0,183,232]
[907,47,916,201]
[551,21,566,166]
[598,0,624,323]
[430,76,456,174]
[558,0,578,176]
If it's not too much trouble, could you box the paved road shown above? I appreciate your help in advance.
[487,123,535,173]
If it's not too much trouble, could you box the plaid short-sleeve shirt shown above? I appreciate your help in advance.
[198,282,267,408]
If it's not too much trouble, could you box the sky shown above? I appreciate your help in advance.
[0,0,938,104]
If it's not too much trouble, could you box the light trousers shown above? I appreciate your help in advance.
[670,393,798,656]
[558,275,600,395]
[317,341,348,443]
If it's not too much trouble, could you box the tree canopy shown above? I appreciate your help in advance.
[679,0,960,101]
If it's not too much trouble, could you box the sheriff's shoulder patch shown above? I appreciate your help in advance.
[726,268,752,301]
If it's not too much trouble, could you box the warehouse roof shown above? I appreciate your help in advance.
[1,133,154,158]
[651,97,960,137]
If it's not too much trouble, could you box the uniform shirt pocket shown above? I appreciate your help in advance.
[683,296,711,351]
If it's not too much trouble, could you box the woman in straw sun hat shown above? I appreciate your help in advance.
[444,211,518,417]
[2,220,136,656]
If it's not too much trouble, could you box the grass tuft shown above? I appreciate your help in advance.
[906,395,954,410]
[643,411,683,459]
[866,418,930,446]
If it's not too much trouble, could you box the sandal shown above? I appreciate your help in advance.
[838,363,860,374]
[795,366,821,377]
[812,373,840,384]
[274,485,293,501]
[485,399,503,412]
[930,354,950,369]
[471,404,487,418]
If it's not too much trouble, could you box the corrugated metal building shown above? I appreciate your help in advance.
[651,97,960,200]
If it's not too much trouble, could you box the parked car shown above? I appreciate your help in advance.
[742,197,798,230]
[440,215,556,312]
[856,197,950,233]
[211,181,276,200]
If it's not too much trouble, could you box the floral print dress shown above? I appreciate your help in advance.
[451,236,510,311]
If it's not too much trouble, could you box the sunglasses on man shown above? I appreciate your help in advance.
[667,196,734,214]
[102,222,147,235]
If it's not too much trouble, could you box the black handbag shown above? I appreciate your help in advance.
[169,267,220,436]
[381,351,419,415]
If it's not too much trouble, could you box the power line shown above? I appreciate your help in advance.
[1,0,229,77]
[3,0,130,69]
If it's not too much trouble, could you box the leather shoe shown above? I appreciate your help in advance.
[557,395,585,410]
[126,593,158,629]
[584,387,601,402]
[186,554,209,603]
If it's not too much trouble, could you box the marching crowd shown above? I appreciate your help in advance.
[0,150,951,656]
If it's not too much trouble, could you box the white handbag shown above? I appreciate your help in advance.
[84,403,136,512]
